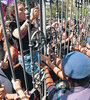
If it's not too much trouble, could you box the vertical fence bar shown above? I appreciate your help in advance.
[80,0,83,44]
[49,0,54,62]
[33,2,43,100]
[42,0,47,99]
[0,1,16,80]
[84,0,88,41]
[75,0,79,39]
[71,0,75,47]
[14,0,28,93]
[74,0,78,44]
[39,0,47,100]
[54,0,58,55]
[67,0,73,54]
[81,0,83,19]
[64,0,68,55]
[24,0,35,93]
[77,0,80,39]
[50,0,52,30]
[59,0,63,58]
[34,0,42,90]
[82,0,85,18]
[49,0,52,49]
[56,0,58,22]
[85,0,89,38]
[42,0,47,56]
[39,0,43,98]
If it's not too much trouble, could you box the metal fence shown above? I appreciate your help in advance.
[0,0,90,99]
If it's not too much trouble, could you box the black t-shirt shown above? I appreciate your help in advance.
[9,21,34,51]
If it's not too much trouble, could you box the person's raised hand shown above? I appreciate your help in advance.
[52,22,59,28]
[0,84,7,99]
[40,54,50,65]
[12,79,22,91]
[30,6,39,21]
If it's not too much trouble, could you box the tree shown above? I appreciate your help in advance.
[46,1,67,19]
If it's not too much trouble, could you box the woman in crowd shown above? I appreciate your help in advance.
[7,0,40,76]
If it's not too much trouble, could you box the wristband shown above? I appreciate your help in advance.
[46,82,55,86]
[44,68,49,71]
[45,72,50,76]
[57,70,61,76]
[45,76,52,80]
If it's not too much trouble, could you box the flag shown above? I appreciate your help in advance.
[1,0,14,5]
[1,3,6,17]
[0,3,6,24]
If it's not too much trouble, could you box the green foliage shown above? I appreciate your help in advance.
[46,1,67,19]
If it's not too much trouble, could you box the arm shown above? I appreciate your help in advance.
[0,52,8,69]
[12,79,29,100]
[46,22,59,30]
[40,54,64,80]
[0,84,18,100]
[13,62,20,69]
[5,93,17,100]
[13,21,28,39]
[70,39,86,54]
[44,65,55,89]
[47,44,62,70]
[52,54,62,70]
[3,45,19,68]
[42,64,58,100]
[60,32,73,44]
[13,6,39,39]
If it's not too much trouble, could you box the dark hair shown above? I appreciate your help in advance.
[7,0,24,21]
[69,76,89,86]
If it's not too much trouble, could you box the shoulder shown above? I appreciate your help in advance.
[9,21,17,32]
[48,85,58,100]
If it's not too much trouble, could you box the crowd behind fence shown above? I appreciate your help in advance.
[0,0,90,100]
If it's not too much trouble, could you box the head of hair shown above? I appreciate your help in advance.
[7,0,24,21]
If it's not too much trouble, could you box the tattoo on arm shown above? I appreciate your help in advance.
[12,53,18,65]
[21,28,27,38]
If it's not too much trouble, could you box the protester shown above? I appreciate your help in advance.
[41,51,90,100]
[7,0,40,76]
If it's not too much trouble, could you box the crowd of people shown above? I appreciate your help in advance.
[0,0,90,100]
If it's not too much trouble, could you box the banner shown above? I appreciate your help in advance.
[1,0,14,5]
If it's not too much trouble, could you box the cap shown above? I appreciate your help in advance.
[61,51,90,79]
